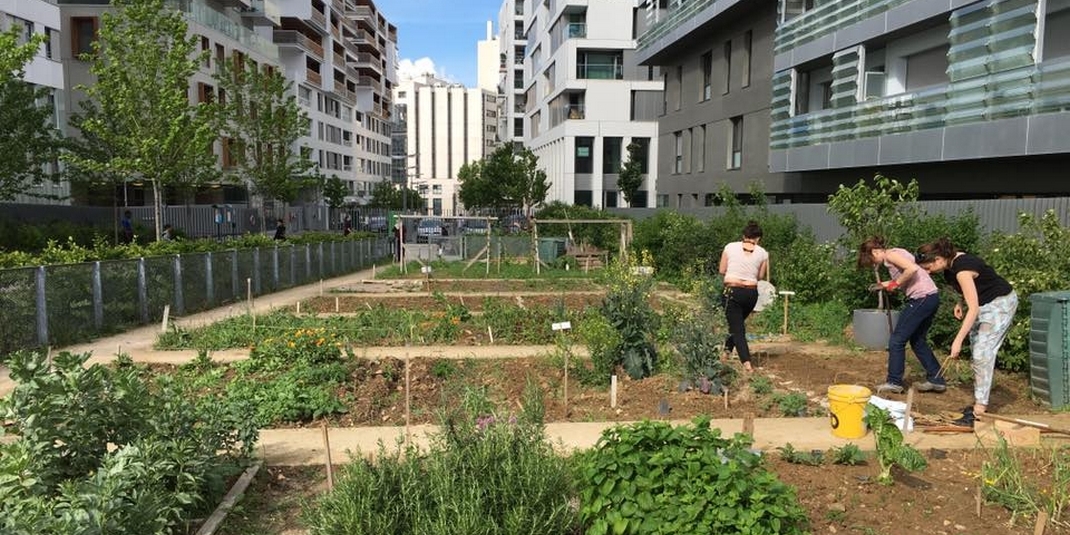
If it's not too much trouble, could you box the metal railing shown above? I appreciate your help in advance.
[273,30,324,59]
[576,62,623,80]
[0,237,391,354]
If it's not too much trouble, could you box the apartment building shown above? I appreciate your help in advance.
[770,0,1070,197]
[393,75,497,215]
[497,0,526,145]
[521,0,663,208]
[3,0,66,204]
[273,0,397,202]
[637,0,803,207]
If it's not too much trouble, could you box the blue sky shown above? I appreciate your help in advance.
[380,0,503,87]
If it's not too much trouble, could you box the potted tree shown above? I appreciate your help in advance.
[827,175,920,350]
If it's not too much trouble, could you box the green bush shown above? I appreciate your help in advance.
[600,259,659,379]
[577,416,809,535]
[0,351,257,535]
[536,201,624,253]
[304,389,577,535]
[632,210,714,279]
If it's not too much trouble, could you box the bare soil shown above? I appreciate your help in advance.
[301,293,607,314]
[221,451,1063,535]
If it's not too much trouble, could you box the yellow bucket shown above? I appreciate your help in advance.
[827,385,872,439]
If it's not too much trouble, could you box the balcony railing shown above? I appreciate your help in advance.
[350,29,374,44]
[774,0,912,55]
[576,63,622,80]
[637,0,715,52]
[273,30,323,59]
[550,104,584,127]
[306,68,322,85]
[176,0,278,60]
[308,8,327,34]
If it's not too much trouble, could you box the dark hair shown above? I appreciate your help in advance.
[916,237,957,265]
[856,236,887,269]
[742,220,762,240]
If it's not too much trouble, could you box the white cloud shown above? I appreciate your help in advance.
[397,57,454,82]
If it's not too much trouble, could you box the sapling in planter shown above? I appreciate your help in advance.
[864,405,927,485]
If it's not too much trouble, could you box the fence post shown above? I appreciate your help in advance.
[138,257,149,323]
[273,246,279,290]
[173,254,184,316]
[35,266,48,346]
[253,248,261,295]
[318,242,324,278]
[305,244,312,281]
[92,262,103,331]
[330,241,337,275]
[231,249,239,301]
[206,252,215,305]
[290,246,296,286]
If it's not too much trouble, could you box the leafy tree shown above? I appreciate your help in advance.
[367,180,422,210]
[616,141,644,206]
[214,56,314,205]
[66,0,218,241]
[0,29,63,200]
[826,174,919,245]
[458,145,549,215]
[321,174,348,212]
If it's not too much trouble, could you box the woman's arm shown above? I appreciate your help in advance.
[950,270,981,357]
[883,249,918,287]
[718,248,728,276]
[758,259,768,281]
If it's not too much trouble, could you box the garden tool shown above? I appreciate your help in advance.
[975,412,1070,436]
[873,267,894,335]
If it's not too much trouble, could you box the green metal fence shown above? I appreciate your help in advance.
[0,237,391,355]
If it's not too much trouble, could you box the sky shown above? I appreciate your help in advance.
[379,0,504,87]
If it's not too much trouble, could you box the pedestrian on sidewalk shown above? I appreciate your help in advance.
[119,210,134,244]
[915,237,1017,426]
[273,218,286,241]
[857,236,944,395]
[718,220,769,373]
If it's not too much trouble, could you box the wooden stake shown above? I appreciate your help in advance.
[610,375,618,408]
[1034,510,1048,535]
[723,388,729,410]
[904,387,916,433]
[405,352,411,447]
[743,413,755,437]
[246,278,252,306]
[319,279,324,296]
[335,296,340,313]
[781,293,791,335]
[296,301,301,315]
[321,424,334,490]
[161,305,170,333]
[563,349,569,416]
[46,345,53,368]
[975,483,983,518]
[487,325,494,344]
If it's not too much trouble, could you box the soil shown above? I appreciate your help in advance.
[220,452,1065,535]
[301,293,608,314]
[227,339,1043,428]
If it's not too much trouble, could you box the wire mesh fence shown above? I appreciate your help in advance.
[0,237,391,355]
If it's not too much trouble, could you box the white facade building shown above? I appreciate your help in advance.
[521,0,661,207]
[476,21,499,93]
[3,0,66,204]
[394,75,496,215]
[496,0,525,145]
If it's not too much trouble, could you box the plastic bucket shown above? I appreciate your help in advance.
[827,385,872,439]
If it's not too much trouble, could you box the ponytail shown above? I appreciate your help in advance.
[916,237,957,265]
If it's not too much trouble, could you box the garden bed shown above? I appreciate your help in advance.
[220,449,1062,535]
[301,293,612,314]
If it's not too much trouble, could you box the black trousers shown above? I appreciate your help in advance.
[723,287,759,364]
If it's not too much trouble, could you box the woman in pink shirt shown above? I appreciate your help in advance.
[857,236,945,394]
[718,221,769,372]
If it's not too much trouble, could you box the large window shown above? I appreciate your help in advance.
[575,190,593,206]
[780,0,815,23]
[728,116,743,170]
[673,131,683,174]
[1045,0,1070,60]
[742,31,752,87]
[631,137,650,174]
[905,45,950,91]
[575,137,593,173]
[723,40,732,94]
[675,65,683,110]
[701,51,712,100]
[577,50,624,79]
[695,125,706,173]
[603,137,622,174]
[71,17,97,58]
[792,64,832,115]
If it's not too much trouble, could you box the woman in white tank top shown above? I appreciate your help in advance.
[718,221,769,372]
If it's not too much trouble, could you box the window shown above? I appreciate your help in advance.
[792,64,832,115]
[696,125,706,173]
[631,137,650,173]
[575,190,594,206]
[44,28,54,59]
[904,45,950,91]
[575,136,593,173]
[701,51,712,100]
[656,194,669,208]
[675,65,682,110]
[1045,0,1070,60]
[71,17,97,58]
[742,31,752,87]
[723,40,732,94]
[200,36,210,67]
[780,0,815,23]
[605,191,618,208]
[673,131,683,174]
[603,137,622,174]
[728,116,743,170]
[577,50,623,79]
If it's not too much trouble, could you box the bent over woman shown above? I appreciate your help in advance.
[718,221,769,373]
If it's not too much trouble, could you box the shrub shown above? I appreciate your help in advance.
[632,210,714,280]
[670,308,732,392]
[599,258,659,379]
[0,351,257,534]
[577,416,809,535]
[304,388,576,535]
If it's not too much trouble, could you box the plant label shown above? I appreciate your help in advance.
[552,321,572,331]
[631,266,654,276]
[421,266,433,274]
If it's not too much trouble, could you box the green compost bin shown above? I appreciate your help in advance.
[537,237,568,263]
[1029,290,1070,410]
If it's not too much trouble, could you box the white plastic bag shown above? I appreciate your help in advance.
[867,395,914,432]
[753,280,777,312]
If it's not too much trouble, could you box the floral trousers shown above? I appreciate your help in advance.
[971,292,1018,406]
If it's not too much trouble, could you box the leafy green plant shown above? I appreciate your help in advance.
[750,375,774,396]
[829,443,868,466]
[577,416,809,535]
[671,309,731,393]
[577,312,623,386]
[863,406,927,485]
[430,359,457,380]
[778,443,824,466]
[773,391,809,417]
[600,257,659,379]
[980,438,1069,529]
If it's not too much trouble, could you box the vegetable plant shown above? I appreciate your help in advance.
[863,406,927,485]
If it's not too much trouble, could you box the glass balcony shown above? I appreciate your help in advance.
[172,0,278,61]
[567,22,586,38]
[576,63,622,80]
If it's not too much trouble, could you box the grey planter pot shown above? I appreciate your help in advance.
[852,308,900,350]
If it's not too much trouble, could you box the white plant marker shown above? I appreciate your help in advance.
[161,305,170,333]
[553,321,572,414]
[610,375,618,408]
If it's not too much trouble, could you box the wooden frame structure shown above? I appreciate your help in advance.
[530,218,633,275]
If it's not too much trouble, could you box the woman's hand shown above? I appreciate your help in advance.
[953,302,964,320]
[950,337,964,358]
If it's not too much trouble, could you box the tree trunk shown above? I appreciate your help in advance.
[152,180,163,241]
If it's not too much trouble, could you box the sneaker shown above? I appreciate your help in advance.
[875,382,905,394]
[914,381,947,393]
[952,406,975,428]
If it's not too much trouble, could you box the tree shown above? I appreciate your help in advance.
[458,145,549,215]
[0,29,63,200]
[367,180,422,210]
[66,0,218,240]
[321,174,348,213]
[214,56,314,206]
[617,142,644,207]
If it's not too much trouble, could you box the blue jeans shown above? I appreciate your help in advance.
[887,293,943,386]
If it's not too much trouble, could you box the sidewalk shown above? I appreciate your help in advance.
[258,414,1070,466]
